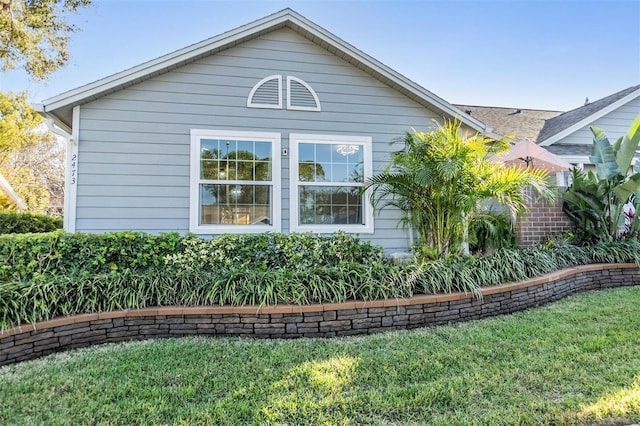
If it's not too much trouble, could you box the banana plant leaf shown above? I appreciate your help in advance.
[613,114,640,173]
[589,127,620,180]
[613,172,640,204]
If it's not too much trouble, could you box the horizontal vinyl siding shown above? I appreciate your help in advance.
[75,28,444,251]
[555,97,640,146]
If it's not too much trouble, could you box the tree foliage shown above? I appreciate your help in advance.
[0,91,58,212]
[365,120,554,259]
[0,0,91,79]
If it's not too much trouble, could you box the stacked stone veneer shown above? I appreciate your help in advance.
[516,186,573,247]
[1,263,638,367]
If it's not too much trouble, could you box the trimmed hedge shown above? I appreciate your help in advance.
[0,231,382,281]
[1,231,640,330]
[0,212,62,234]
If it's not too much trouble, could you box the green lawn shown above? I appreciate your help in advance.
[1,287,639,426]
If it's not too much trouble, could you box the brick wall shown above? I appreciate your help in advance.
[1,264,637,367]
[516,186,573,247]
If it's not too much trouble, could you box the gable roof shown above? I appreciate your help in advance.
[537,84,640,146]
[454,105,561,142]
[36,8,488,134]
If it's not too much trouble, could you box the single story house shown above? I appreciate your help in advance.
[35,8,492,252]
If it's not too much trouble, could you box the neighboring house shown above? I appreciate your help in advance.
[537,84,640,168]
[35,8,490,252]
[0,173,27,210]
[458,86,640,246]
[459,85,640,170]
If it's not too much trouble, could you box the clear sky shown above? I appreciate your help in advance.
[1,0,639,111]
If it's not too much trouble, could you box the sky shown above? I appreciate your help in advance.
[1,0,639,112]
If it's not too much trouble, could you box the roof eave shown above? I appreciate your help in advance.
[41,9,295,111]
[539,87,640,146]
[40,8,488,133]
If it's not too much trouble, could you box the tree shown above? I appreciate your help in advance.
[364,120,554,259]
[0,91,58,212]
[0,0,92,79]
[563,113,640,243]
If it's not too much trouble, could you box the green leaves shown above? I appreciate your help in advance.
[566,115,640,243]
[0,211,61,233]
[589,127,620,180]
[365,120,552,258]
[614,113,640,173]
[2,230,640,330]
[0,0,92,79]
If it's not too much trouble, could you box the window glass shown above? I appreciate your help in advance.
[195,135,274,227]
[299,186,363,225]
[294,140,367,228]
[201,184,271,225]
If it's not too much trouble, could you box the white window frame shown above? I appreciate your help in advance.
[289,133,374,234]
[190,129,281,234]
[247,75,282,109]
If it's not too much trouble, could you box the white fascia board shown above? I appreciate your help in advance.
[289,12,488,133]
[33,103,73,138]
[558,155,591,164]
[539,88,640,146]
[39,8,488,134]
[41,9,297,112]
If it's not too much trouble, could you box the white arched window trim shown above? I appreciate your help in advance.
[247,75,283,109]
[286,76,321,112]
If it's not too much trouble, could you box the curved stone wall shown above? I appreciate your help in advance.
[1,263,638,366]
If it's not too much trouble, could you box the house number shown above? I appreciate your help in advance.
[71,154,77,185]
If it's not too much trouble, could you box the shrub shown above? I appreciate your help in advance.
[468,211,516,254]
[0,211,62,234]
[0,231,183,281]
[165,232,385,272]
[1,230,640,330]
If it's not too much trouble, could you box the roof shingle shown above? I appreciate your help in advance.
[536,84,640,143]
[454,105,561,141]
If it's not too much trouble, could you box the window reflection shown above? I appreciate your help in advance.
[199,138,273,225]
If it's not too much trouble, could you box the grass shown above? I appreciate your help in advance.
[1,287,639,426]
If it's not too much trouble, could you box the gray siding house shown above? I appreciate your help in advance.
[36,9,490,252]
[537,84,640,167]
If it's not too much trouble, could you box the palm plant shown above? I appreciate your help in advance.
[364,120,553,259]
[563,113,640,243]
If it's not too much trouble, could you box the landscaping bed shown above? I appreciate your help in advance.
[2,231,640,331]
[1,286,638,425]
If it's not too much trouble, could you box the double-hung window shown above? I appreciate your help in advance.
[190,129,281,233]
[289,133,374,233]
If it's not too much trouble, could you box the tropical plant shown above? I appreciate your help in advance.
[364,120,554,259]
[468,210,516,254]
[563,114,640,243]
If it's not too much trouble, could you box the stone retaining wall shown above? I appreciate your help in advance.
[1,263,638,367]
